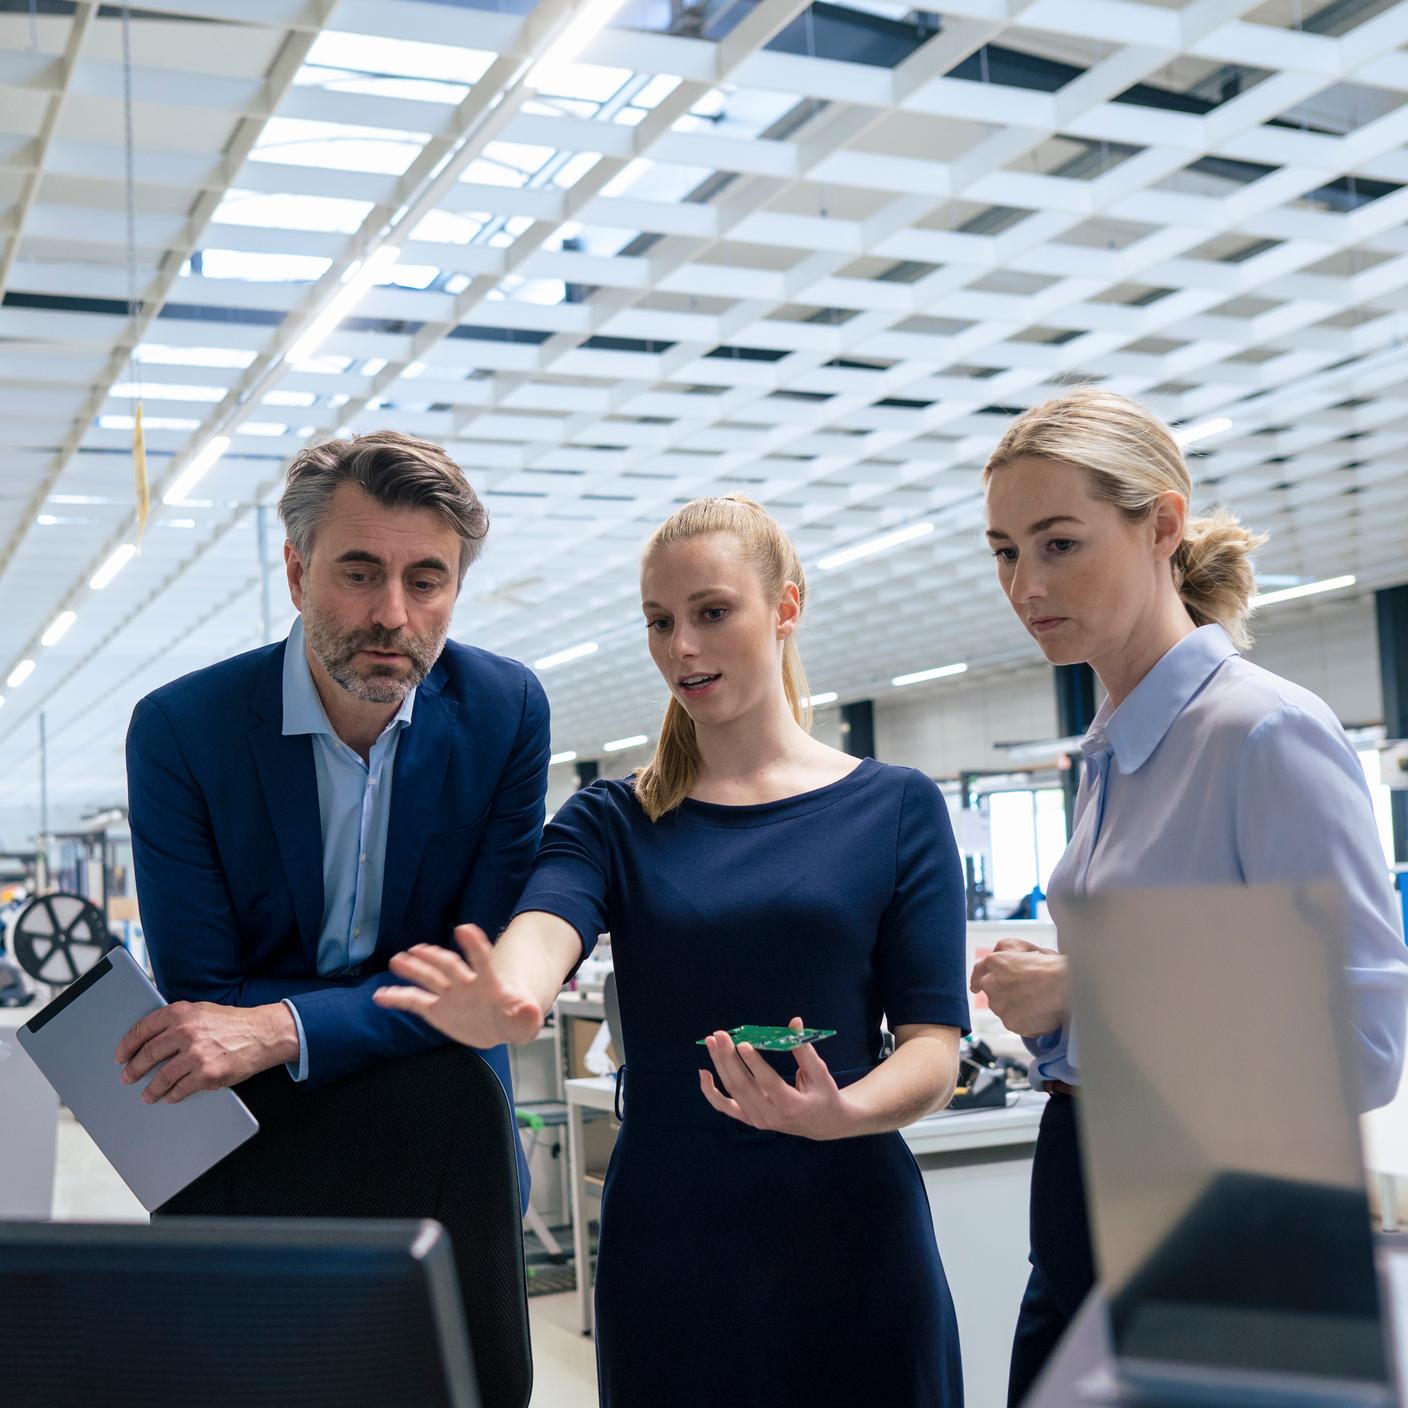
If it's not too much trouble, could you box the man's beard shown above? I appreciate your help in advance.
[302,602,445,705]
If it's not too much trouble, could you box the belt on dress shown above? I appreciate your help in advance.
[615,1064,878,1140]
[1044,1079,1080,1098]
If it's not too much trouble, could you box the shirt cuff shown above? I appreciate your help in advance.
[282,998,309,1083]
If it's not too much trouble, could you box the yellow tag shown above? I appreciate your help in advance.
[133,399,150,535]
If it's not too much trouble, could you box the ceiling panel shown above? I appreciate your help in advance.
[1,0,1406,835]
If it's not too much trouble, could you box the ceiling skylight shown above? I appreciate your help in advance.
[135,345,257,370]
[111,382,226,402]
[199,249,334,283]
[251,118,430,176]
[212,190,374,234]
[304,31,497,86]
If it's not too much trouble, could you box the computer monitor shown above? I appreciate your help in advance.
[1064,883,1396,1406]
[0,1218,480,1407]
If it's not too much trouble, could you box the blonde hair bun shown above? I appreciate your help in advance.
[984,387,1266,649]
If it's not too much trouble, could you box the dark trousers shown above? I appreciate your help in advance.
[1007,1092,1097,1407]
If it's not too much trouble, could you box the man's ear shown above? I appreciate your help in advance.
[285,541,306,611]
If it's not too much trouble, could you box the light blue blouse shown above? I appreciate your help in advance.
[1031,624,1408,1110]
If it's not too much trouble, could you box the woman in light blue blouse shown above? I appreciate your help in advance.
[970,386,1408,1406]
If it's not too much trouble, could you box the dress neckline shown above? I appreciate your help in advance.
[676,756,882,827]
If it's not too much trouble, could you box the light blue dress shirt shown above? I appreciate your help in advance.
[1030,624,1408,1110]
[279,615,416,1081]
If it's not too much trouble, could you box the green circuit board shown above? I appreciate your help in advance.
[696,1025,836,1051]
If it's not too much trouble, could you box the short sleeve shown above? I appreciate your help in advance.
[1236,706,1408,1110]
[511,781,614,963]
[877,771,971,1033]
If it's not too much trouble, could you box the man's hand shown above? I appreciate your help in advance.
[374,924,545,1047]
[116,1001,299,1104]
[970,938,1070,1038]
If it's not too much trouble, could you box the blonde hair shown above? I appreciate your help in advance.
[634,495,812,822]
[983,387,1266,650]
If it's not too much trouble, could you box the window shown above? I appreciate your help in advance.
[1357,748,1397,869]
[987,787,1066,914]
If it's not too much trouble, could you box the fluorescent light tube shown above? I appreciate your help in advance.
[1251,574,1356,608]
[892,662,968,688]
[549,750,578,765]
[819,522,934,571]
[287,245,401,366]
[7,659,35,689]
[535,641,599,671]
[527,0,631,88]
[803,691,838,708]
[603,733,648,753]
[1001,735,1086,765]
[41,612,76,647]
[91,543,139,590]
[1173,417,1232,448]
[163,435,231,506]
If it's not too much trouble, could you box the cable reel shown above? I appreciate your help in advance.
[10,892,117,988]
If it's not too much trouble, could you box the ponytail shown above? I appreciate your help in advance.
[634,496,812,821]
[1173,507,1266,650]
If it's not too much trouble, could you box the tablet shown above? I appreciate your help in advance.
[17,946,259,1212]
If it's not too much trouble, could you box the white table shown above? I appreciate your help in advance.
[564,1074,616,1337]
[0,1004,59,1219]
[905,1094,1046,1408]
[554,990,607,1082]
[1363,1058,1408,1232]
[564,1073,1045,1408]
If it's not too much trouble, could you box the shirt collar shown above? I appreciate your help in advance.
[1084,624,1238,774]
[281,615,417,741]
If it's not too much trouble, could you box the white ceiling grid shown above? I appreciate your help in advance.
[0,0,1406,834]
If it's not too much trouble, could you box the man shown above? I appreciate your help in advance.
[118,431,548,1196]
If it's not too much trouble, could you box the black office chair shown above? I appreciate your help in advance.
[158,1045,532,1408]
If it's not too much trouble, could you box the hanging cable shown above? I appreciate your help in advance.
[121,4,150,537]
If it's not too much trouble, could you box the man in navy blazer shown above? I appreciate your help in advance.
[117,431,548,1197]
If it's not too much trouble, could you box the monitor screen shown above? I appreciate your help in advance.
[0,1218,479,1408]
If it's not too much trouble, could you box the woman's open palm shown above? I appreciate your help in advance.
[374,924,544,1047]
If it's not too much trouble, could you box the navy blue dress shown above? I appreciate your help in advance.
[513,758,969,1406]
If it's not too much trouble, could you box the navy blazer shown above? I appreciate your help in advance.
[126,635,550,1194]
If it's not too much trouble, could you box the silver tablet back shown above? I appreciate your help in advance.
[18,946,258,1213]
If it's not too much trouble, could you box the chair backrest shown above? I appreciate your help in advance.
[603,968,626,1067]
[159,1046,531,1408]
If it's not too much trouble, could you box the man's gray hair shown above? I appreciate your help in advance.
[278,430,488,583]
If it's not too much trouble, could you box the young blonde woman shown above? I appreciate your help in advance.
[376,496,970,1405]
[971,386,1408,1405]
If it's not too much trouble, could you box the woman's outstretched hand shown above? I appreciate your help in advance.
[699,1016,853,1141]
[374,924,545,1047]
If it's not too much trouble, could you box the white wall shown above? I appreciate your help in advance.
[866,594,1382,779]
[541,594,1386,808]
[2,597,1384,847]
[1241,596,1381,728]
[874,662,1058,779]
